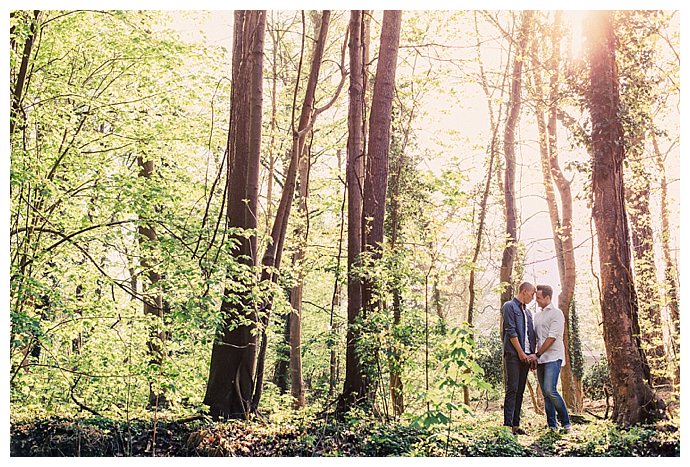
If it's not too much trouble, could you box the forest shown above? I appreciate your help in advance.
[8,9,680,457]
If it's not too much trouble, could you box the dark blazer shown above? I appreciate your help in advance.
[502,297,536,357]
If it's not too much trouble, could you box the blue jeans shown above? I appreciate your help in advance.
[537,359,571,428]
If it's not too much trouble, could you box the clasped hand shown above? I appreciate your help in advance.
[521,353,538,370]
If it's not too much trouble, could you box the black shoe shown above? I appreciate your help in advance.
[512,428,527,435]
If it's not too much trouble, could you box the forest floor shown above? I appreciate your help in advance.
[10,392,680,457]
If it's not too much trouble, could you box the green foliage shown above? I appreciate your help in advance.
[474,331,503,387]
[10,9,235,419]
[10,409,680,457]
[563,421,679,457]
[568,300,585,380]
[583,357,611,400]
[411,325,490,428]
[409,424,527,457]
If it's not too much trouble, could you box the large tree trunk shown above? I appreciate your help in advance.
[203,10,265,420]
[341,10,367,409]
[360,9,402,408]
[499,11,532,307]
[586,10,666,426]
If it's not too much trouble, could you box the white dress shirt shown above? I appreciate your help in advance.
[534,302,566,365]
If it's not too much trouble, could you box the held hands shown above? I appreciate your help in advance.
[519,352,539,370]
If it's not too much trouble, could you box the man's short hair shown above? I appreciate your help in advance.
[537,284,553,299]
[518,281,534,293]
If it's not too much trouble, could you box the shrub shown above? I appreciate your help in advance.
[475,331,503,388]
[563,421,679,457]
[583,357,611,400]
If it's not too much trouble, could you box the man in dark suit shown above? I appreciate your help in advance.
[502,281,537,435]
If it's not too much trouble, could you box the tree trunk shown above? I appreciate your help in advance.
[11,10,40,136]
[330,150,346,397]
[360,9,402,408]
[203,10,265,420]
[362,9,402,309]
[530,12,583,411]
[586,10,666,425]
[137,155,167,408]
[273,310,290,394]
[341,10,366,409]
[386,113,404,416]
[499,11,532,307]
[287,136,312,409]
[252,10,331,410]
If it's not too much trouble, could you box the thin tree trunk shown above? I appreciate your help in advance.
[387,122,404,416]
[252,10,331,409]
[586,10,666,425]
[546,13,583,412]
[652,131,680,384]
[330,149,346,397]
[530,12,582,411]
[341,10,366,409]
[472,10,512,394]
[287,136,312,409]
[137,156,167,408]
[11,10,40,135]
[499,11,532,307]
[266,14,280,231]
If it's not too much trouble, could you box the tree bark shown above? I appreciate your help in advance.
[586,10,666,425]
[203,10,265,420]
[499,11,532,307]
[137,155,167,408]
[362,9,402,309]
[341,10,366,409]
[11,10,40,136]
[358,9,402,409]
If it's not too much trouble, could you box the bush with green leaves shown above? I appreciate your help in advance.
[563,421,679,457]
[583,357,611,400]
[475,331,503,388]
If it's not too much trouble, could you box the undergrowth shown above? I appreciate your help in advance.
[10,411,679,457]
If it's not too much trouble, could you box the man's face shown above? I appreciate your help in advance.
[535,289,550,308]
[519,287,535,305]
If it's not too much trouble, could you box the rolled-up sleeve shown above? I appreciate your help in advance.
[503,302,518,338]
[546,309,565,340]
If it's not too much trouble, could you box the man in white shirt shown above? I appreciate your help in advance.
[534,284,572,432]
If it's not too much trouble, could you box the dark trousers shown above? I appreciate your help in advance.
[504,354,530,427]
